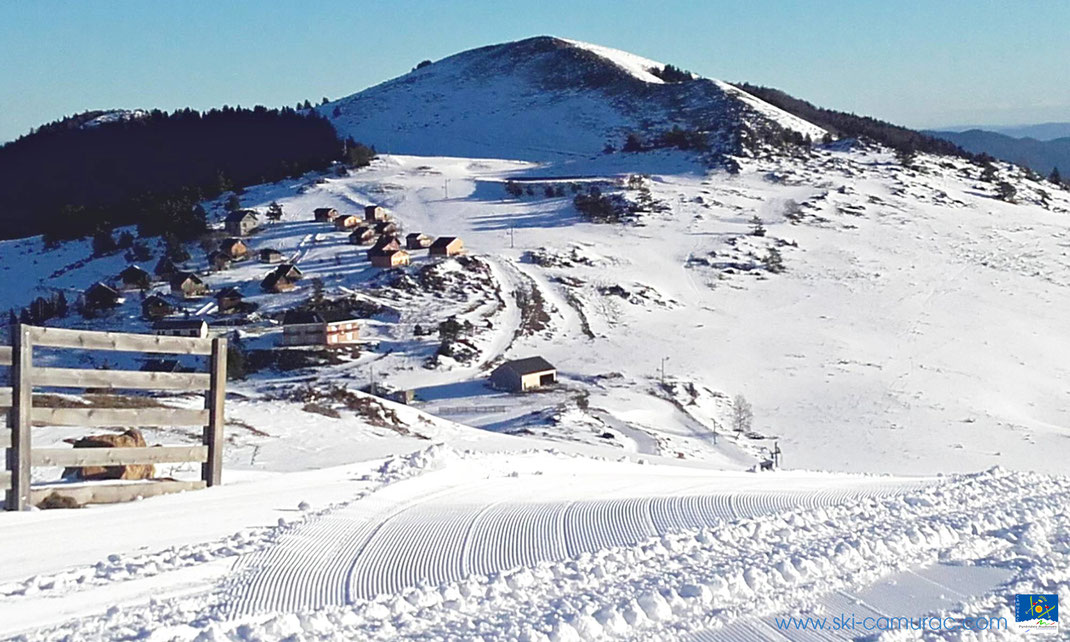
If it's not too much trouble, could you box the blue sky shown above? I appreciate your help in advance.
[2,1,1067,143]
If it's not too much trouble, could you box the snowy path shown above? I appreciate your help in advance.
[222,458,922,615]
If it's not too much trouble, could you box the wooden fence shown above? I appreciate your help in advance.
[2,324,226,510]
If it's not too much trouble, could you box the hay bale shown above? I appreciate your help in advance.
[62,428,155,481]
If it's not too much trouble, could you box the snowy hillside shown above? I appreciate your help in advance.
[321,36,825,161]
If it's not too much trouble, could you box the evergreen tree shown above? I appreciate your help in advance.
[224,194,242,212]
[1050,167,1062,185]
[91,229,117,256]
[996,181,1017,203]
[267,200,284,222]
[762,246,785,273]
[749,215,766,237]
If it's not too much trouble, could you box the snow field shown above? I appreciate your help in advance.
[31,464,1065,641]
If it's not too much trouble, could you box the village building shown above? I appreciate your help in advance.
[334,214,361,230]
[224,210,259,236]
[219,238,248,260]
[141,294,174,321]
[261,271,296,293]
[406,232,432,250]
[215,287,243,314]
[281,310,323,346]
[259,248,285,264]
[170,272,208,299]
[154,256,178,279]
[118,265,151,290]
[370,249,411,268]
[489,356,557,392]
[152,318,208,339]
[281,309,361,346]
[83,282,122,310]
[274,263,303,281]
[369,235,401,255]
[373,220,398,236]
[364,205,388,222]
[207,250,232,272]
[349,226,376,245]
[313,207,340,222]
[429,236,465,257]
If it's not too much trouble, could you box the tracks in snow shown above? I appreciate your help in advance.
[222,465,920,615]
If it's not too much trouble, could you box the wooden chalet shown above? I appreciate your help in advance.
[219,238,248,260]
[429,236,465,257]
[405,232,432,250]
[84,282,122,310]
[118,265,151,290]
[207,251,232,271]
[152,318,208,339]
[215,287,243,314]
[281,309,360,346]
[313,207,340,222]
[170,272,208,299]
[141,294,174,321]
[373,220,398,236]
[259,248,285,264]
[370,249,411,268]
[334,214,361,230]
[348,226,376,245]
[224,210,259,236]
[364,205,388,222]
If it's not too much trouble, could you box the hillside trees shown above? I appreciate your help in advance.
[1,106,351,242]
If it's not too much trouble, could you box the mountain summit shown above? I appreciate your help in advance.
[322,36,825,161]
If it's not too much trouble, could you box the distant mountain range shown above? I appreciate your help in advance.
[937,122,1070,142]
[927,127,1070,177]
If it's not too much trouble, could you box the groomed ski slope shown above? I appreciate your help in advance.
[12,448,1070,641]
[221,451,920,615]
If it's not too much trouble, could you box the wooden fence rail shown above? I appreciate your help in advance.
[3,324,226,511]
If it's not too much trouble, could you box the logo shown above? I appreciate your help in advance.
[1016,594,1059,632]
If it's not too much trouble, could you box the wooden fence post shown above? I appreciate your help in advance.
[8,324,32,510]
[202,336,226,487]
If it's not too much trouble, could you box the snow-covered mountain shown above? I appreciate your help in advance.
[322,36,825,161]
[5,36,1070,641]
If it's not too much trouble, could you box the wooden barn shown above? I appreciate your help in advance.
[314,207,340,222]
[429,236,464,257]
[224,210,259,236]
[490,357,557,392]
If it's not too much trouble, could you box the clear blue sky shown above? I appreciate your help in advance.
[2,0,1068,143]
